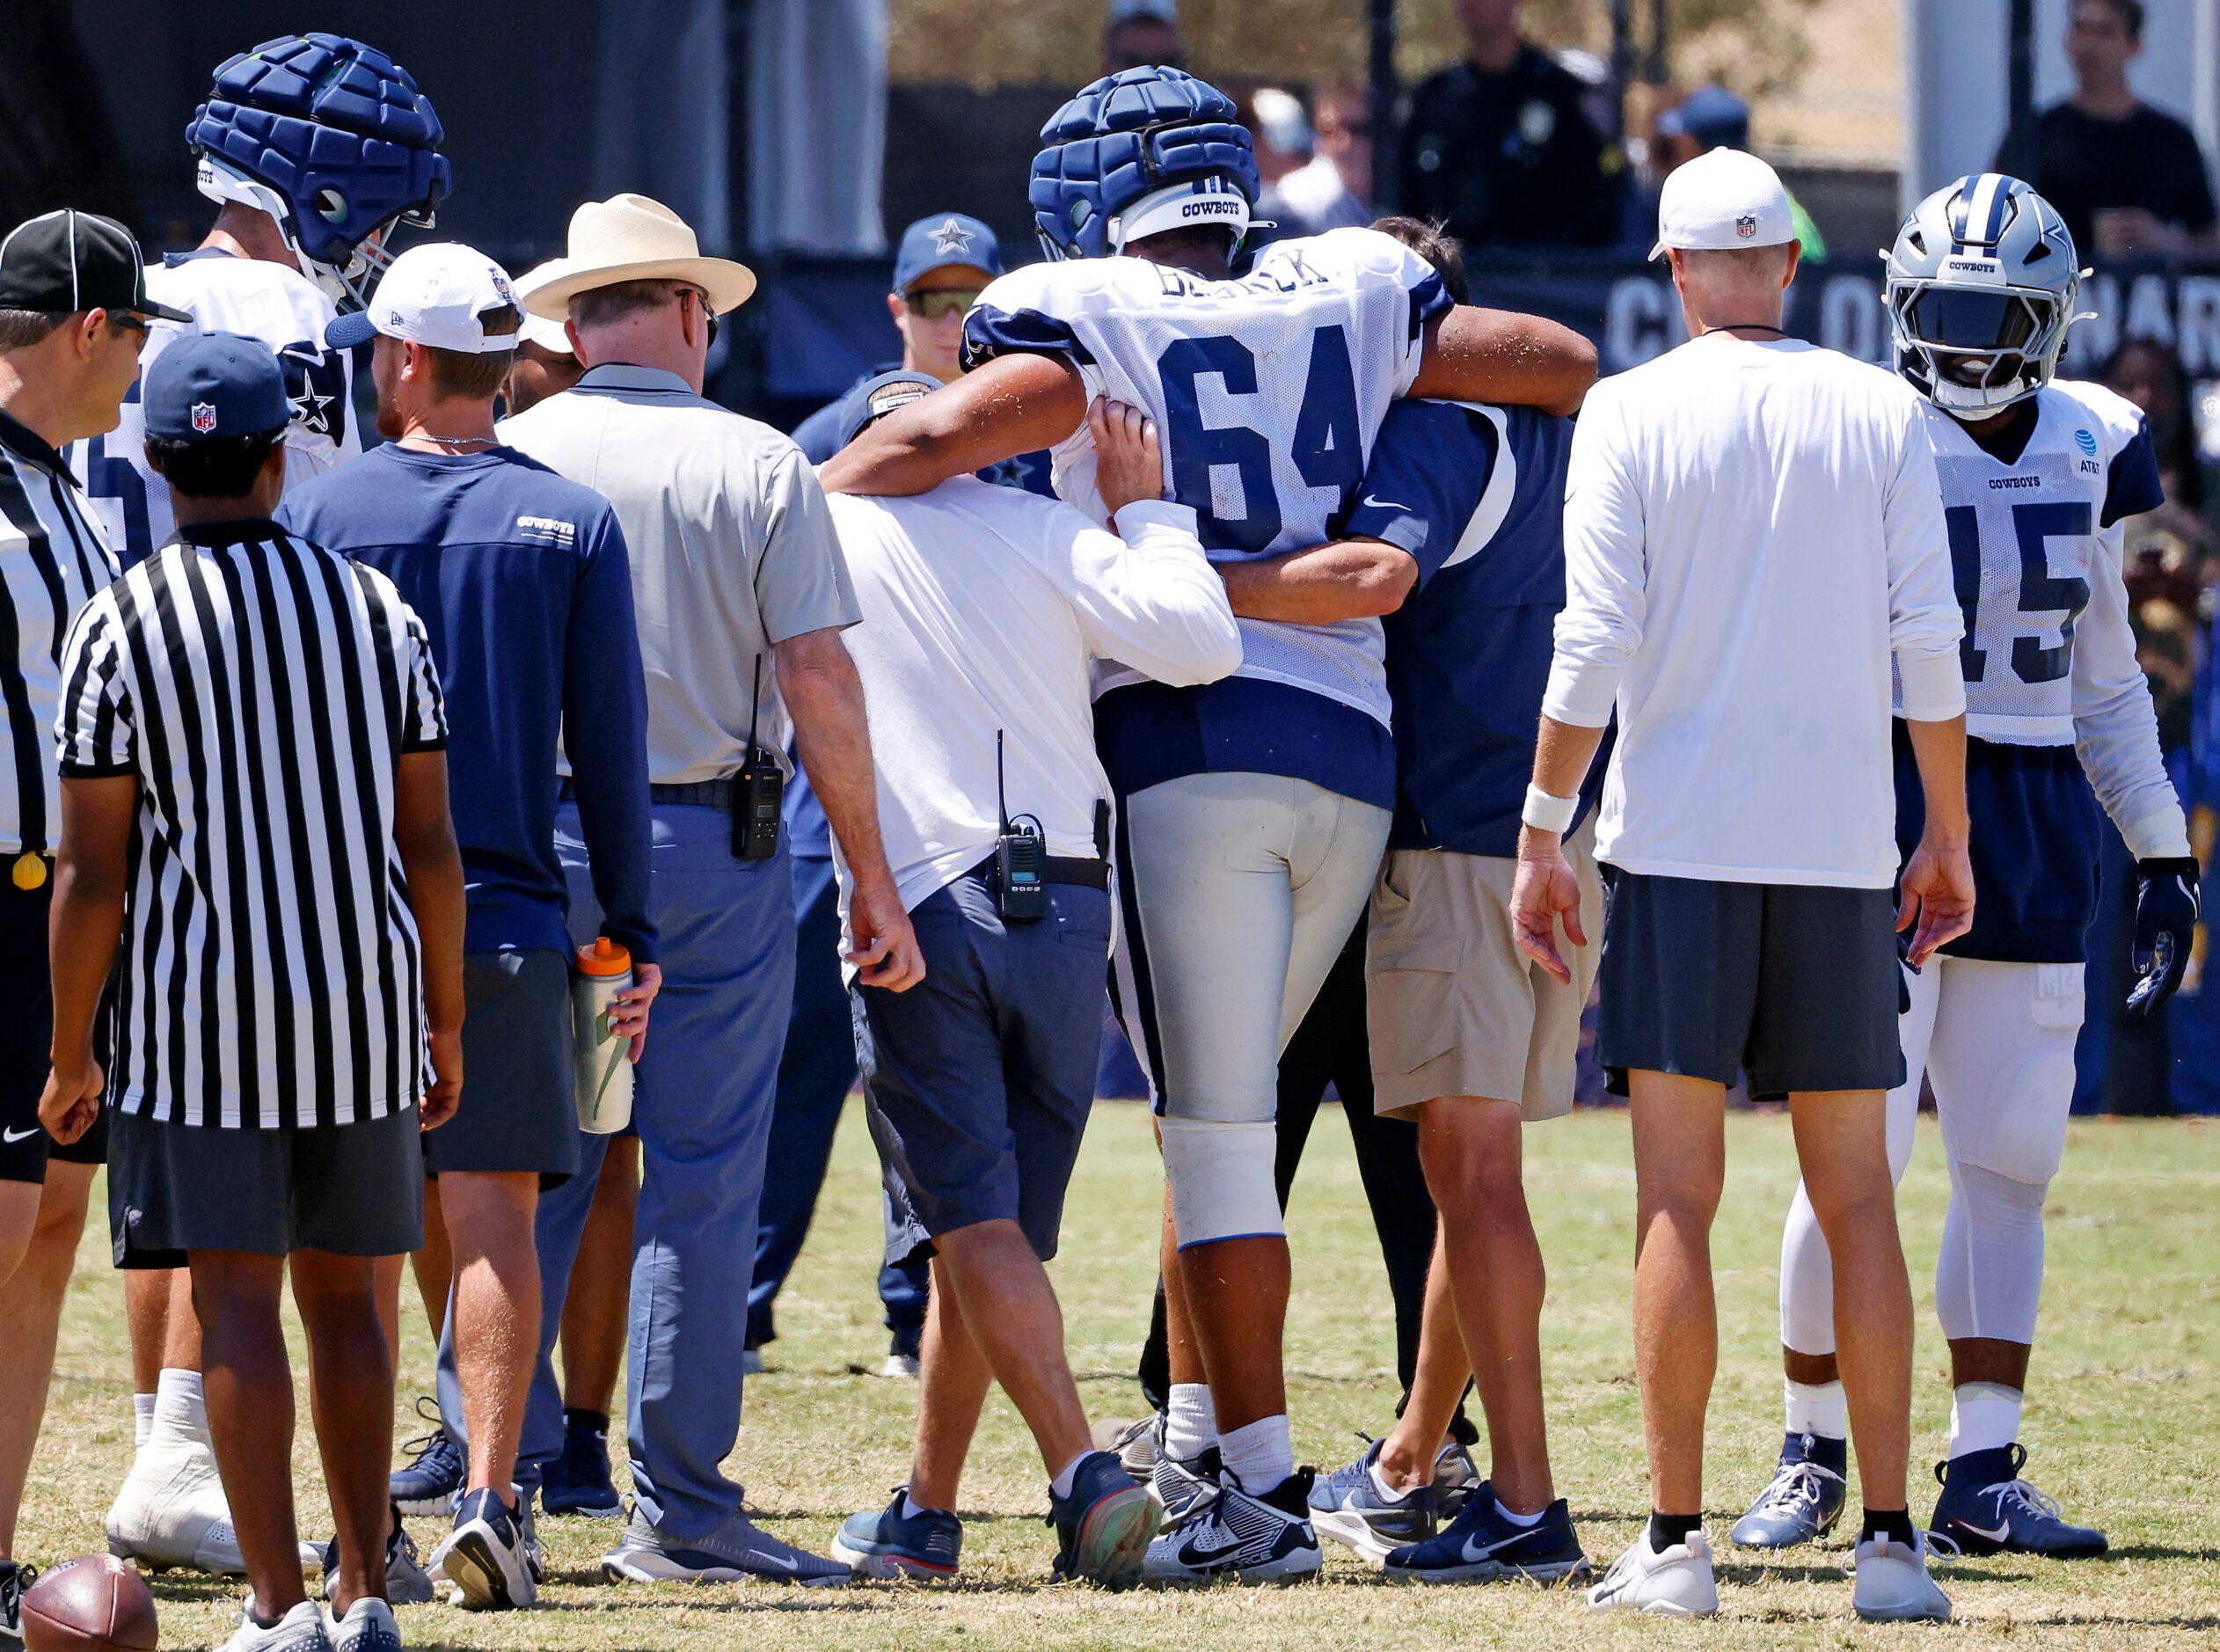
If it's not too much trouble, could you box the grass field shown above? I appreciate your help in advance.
[18,1103,2220,1649]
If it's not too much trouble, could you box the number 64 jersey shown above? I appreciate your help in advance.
[1895,377,2187,962]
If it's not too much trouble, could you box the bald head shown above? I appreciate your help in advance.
[1666,241,1800,335]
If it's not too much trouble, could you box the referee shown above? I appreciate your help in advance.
[1509,150,1970,1622]
[42,331,467,1652]
[0,208,183,1626]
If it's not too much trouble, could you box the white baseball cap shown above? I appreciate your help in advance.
[510,261,576,355]
[1649,148,1794,260]
[325,243,522,353]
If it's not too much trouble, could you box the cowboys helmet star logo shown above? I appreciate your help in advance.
[929,216,975,258]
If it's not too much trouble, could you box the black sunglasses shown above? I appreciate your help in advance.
[680,287,719,348]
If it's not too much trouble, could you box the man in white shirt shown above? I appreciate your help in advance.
[820,375,1239,1590]
[1509,150,1974,1624]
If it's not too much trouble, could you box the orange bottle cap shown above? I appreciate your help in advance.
[575,935,632,976]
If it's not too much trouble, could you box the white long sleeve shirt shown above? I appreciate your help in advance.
[825,481,1241,917]
[1543,336,1965,888]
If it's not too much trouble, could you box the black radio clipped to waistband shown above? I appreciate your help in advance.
[994,729,1045,921]
[733,654,782,861]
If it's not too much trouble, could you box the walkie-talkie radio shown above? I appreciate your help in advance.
[733,654,783,861]
[994,729,1047,922]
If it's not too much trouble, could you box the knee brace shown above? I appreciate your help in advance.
[1934,1159,2050,1345]
[1159,1115,1282,1247]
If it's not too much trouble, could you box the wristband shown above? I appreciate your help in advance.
[1522,784,1578,835]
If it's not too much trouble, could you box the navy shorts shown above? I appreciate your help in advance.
[1597,869,1905,1100]
[426,949,578,1186]
[0,871,107,1185]
[852,870,1109,1266]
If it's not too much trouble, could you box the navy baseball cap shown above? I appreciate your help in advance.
[1658,84,1750,151]
[143,330,290,442]
[892,213,1002,293]
[838,369,939,450]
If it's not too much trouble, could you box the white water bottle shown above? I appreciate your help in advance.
[573,937,635,1134]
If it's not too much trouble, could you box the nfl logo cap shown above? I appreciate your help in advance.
[326,242,522,353]
[1649,147,1794,259]
[0,209,192,323]
[893,213,1003,293]
[142,330,290,442]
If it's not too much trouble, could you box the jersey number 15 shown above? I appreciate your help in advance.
[1946,500,2092,686]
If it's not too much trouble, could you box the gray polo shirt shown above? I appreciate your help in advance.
[500,364,859,786]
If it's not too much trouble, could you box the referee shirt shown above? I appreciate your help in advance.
[1,409,120,856]
[55,521,449,1129]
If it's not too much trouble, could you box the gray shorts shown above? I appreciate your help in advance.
[1597,869,1905,1100]
[425,949,577,1185]
[109,1103,424,1266]
[852,870,1108,1266]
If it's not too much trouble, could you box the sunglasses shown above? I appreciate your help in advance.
[902,289,982,322]
[679,287,719,349]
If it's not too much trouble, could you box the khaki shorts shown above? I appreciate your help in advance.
[1365,821,1603,1121]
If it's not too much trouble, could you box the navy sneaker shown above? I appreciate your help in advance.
[544,1410,623,1518]
[390,1402,464,1517]
[1308,1437,1435,1562]
[1730,1432,1849,1549]
[1929,1444,2107,1559]
[1049,1451,1159,1589]
[1142,1469,1323,1585]
[320,1505,433,1605]
[832,1490,962,1579]
[1384,1480,1588,1583]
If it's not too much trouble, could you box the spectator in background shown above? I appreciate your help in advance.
[1398,0,1623,250]
[1652,86,1827,262]
[1250,88,1369,240]
[2101,335,2220,561]
[1996,0,2219,257]
[1103,0,1184,76]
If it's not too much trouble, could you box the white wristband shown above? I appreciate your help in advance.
[1522,784,1578,835]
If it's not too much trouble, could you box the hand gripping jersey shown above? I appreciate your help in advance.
[962,226,1450,729]
[1895,378,2185,961]
[72,251,357,568]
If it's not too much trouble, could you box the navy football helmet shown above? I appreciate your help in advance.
[1028,66,1260,261]
[186,33,450,309]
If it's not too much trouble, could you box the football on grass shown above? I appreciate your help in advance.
[20,1556,157,1652]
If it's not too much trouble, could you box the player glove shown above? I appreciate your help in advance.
[2127,857,2202,1017]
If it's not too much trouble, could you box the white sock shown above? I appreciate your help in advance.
[1494,1496,1544,1528]
[1947,1382,2023,1459]
[132,1394,156,1450]
[151,1368,209,1444]
[1048,1451,1091,1501]
[1785,1378,1849,1441]
[1216,1414,1293,1496]
[1367,1458,1411,1503]
[900,1491,947,1521]
[1163,1384,1216,1463]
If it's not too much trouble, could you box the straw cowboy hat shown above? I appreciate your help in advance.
[519,193,756,320]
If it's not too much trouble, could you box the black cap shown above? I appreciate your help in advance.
[0,210,192,323]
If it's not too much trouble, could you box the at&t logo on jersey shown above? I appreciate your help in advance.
[2074,428,2098,456]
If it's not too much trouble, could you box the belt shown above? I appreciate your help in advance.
[559,777,736,809]
[966,852,1111,891]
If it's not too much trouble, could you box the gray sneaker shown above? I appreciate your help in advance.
[321,1507,433,1606]
[599,1507,850,1587]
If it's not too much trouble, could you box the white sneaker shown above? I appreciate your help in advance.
[1851,1531,1952,1622]
[1586,1528,1720,1617]
[107,1435,319,1575]
[218,1597,330,1652]
[879,1352,921,1380]
[324,1596,401,1652]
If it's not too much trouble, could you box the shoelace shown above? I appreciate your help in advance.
[1983,1476,2066,1524]
[396,1397,448,1467]
[1751,1458,1844,1517]
[2,1563,36,1619]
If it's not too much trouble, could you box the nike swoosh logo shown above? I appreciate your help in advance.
[1360,496,1411,511]
[754,1553,800,1572]
[1,1126,36,1143]
[1459,1531,1527,1563]
[1958,1520,2012,1543]
[1178,1537,1251,1567]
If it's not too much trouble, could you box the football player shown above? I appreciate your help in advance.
[821,64,1595,1583]
[77,33,448,1583]
[1731,173,2193,1560]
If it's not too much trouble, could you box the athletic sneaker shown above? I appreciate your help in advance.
[1731,1432,1849,1549]
[1928,1444,2107,1559]
[107,1425,319,1575]
[1385,1483,1588,1583]
[1096,1414,1160,1480]
[740,1347,767,1376]
[880,1353,921,1380]
[324,1595,401,1652]
[217,1597,331,1652]
[1586,1528,1719,1616]
[1150,1434,1221,1525]
[320,1507,433,1606]
[1142,1470,1323,1585]
[1049,1451,1159,1589]
[544,1411,624,1518]
[600,1507,850,1586]
[1308,1438,1435,1562]
[0,1561,34,1647]
[1433,1441,1480,1519]
[832,1491,962,1579]
[389,1403,464,1517]
[429,1488,537,1611]
[1850,1531,1952,1622]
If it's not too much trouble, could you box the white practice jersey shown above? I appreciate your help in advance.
[962,227,1450,724]
[1908,380,2185,856]
[70,251,357,567]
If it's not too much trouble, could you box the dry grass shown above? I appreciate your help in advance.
[18,1106,2219,1648]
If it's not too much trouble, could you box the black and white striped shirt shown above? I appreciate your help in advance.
[1,410,120,855]
[56,522,449,1129]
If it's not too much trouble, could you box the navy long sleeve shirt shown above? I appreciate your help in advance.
[281,443,657,962]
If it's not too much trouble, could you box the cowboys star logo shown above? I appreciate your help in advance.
[190,402,218,435]
[929,216,975,258]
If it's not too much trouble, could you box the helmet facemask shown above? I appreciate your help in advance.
[1887,271,2073,417]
